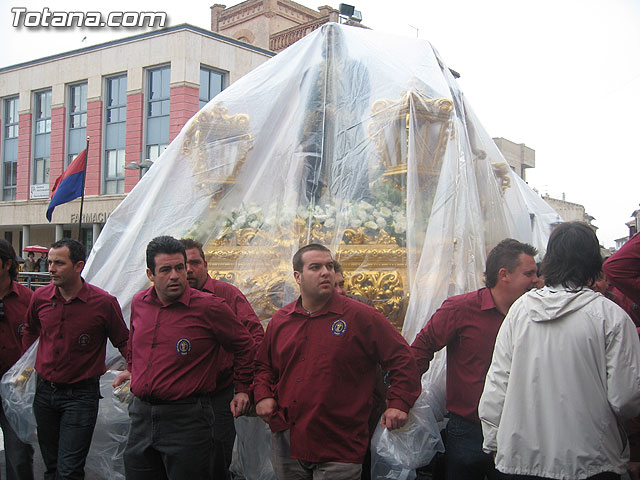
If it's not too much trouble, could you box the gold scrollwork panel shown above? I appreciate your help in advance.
[345,270,406,329]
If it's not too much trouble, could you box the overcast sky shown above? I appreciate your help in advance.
[2,0,639,248]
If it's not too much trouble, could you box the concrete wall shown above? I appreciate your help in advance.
[493,137,535,181]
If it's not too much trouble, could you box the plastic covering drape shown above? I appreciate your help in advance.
[5,23,561,478]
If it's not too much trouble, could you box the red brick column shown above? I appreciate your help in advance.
[124,93,144,193]
[16,113,32,200]
[49,106,66,194]
[169,85,199,142]
[85,100,103,195]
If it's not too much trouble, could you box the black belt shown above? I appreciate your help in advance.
[137,392,211,406]
[39,375,99,391]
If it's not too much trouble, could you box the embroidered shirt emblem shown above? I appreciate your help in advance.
[176,338,192,356]
[331,319,347,336]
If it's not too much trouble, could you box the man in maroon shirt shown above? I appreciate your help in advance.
[22,238,129,480]
[180,237,264,479]
[593,271,640,327]
[603,233,640,471]
[0,239,34,480]
[333,262,346,295]
[411,238,538,480]
[114,236,256,480]
[254,244,420,480]
[604,233,640,305]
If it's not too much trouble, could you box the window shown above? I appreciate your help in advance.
[199,67,225,109]
[67,83,87,166]
[33,90,51,188]
[104,75,127,194]
[81,227,94,253]
[145,66,170,168]
[2,97,19,200]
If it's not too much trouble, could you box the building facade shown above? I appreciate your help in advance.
[614,205,640,249]
[211,0,363,52]
[493,137,535,181]
[0,24,273,255]
[542,193,596,230]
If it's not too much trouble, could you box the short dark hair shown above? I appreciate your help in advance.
[146,236,186,274]
[0,240,19,280]
[292,244,331,272]
[541,222,602,289]
[334,261,343,275]
[179,238,205,261]
[484,238,538,288]
[51,238,86,264]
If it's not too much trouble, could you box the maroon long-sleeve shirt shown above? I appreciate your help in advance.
[128,286,255,401]
[202,275,263,391]
[411,287,504,422]
[0,281,33,375]
[604,233,640,306]
[23,281,129,383]
[254,292,420,464]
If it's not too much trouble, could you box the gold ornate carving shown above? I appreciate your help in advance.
[205,241,408,329]
[181,104,253,203]
[342,227,398,246]
[211,271,236,284]
[369,90,453,190]
[346,271,406,329]
[491,161,512,193]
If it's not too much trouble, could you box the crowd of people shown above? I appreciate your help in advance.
[21,252,48,273]
[0,221,637,480]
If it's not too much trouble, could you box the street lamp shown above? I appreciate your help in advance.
[125,159,153,178]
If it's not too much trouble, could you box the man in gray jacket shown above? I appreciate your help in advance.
[480,222,640,480]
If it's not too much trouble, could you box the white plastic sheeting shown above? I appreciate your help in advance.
[7,23,560,478]
[371,362,447,478]
[0,350,130,480]
[83,23,558,326]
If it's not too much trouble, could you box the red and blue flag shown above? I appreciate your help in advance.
[46,149,87,222]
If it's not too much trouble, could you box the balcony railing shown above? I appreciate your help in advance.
[269,17,329,52]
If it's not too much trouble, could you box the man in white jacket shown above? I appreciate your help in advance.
[479,222,640,480]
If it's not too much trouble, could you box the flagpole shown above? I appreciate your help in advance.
[77,137,90,241]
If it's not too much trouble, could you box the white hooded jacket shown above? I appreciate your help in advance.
[479,285,640,479]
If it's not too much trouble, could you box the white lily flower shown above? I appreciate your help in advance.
[364,220,378,230]
[379,206,392,217]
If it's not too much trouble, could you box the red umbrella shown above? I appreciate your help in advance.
[23,245,49,253]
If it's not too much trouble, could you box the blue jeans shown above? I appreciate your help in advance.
[124,395,215,480]
[33,376,100,480]
[446,414,511,480]
[0,399,34,480]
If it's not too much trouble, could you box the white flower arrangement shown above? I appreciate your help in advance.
[221,197,407,245]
